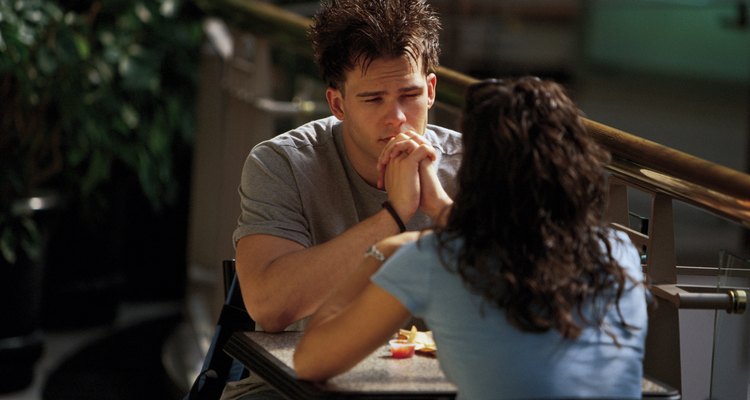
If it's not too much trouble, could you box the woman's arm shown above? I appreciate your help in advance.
[293,232,420,381]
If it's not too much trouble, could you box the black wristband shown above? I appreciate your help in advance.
[382,201,406,233]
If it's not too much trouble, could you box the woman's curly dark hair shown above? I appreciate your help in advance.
[309,0,441,90]
[436,76,632,340]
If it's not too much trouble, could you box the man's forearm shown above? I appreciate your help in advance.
[235,209,403,332]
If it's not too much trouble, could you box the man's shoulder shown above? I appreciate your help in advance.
[425,124,462,155]
[257,116,340,151]
[248,116,342,171]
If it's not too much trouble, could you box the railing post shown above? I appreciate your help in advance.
[647,193,677,283]
[186,30,275,348]
[605,176,630,227]
[644,192,682,391]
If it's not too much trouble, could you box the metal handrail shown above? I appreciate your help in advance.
[195,0,750,227]
[651,284,748,314]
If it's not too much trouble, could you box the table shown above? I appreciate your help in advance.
[225,331,455,399]
[225,331,680,399]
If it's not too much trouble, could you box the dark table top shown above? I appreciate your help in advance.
[226,331,455,399]
[225,331,680,400]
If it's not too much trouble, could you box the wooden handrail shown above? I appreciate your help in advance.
[586,119,750,201]
[195,0,750,226]
[196,0,311,55]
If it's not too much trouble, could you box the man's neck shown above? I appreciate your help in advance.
[338,124,379,188]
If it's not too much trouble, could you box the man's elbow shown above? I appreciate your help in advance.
[294,365,325,382]
[245,299,296,333]
[238,274,295,332]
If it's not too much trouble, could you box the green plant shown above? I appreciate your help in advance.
[0,0,203,264]
[0,0,77,264]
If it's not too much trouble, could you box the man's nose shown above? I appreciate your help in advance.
[384,102,407,127]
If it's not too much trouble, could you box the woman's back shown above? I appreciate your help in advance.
[372,229,648,400]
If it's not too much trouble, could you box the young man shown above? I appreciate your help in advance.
[234,0,461,331]
[233,0,461,334]
[221,1,461,398]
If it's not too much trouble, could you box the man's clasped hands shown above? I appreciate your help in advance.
[377,126,453,226]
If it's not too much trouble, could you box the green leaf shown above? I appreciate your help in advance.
[22,9,43,24]
[135,3,153,24]
[0,0,202,257]
[121,104,139,129]
[36,46,56,75]
[0,229,17,265]
[17,22,35,46]
[18,217,41,262]
[81,150,112,195]
[43,2,63,23]
[159,0,177,18]
[119,51,161,92]
[73,32,89,59]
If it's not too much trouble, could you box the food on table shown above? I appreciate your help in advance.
[395,325,437,355]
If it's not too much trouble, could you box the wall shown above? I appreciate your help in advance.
[584,0,750,84]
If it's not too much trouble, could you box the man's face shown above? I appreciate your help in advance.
[326,55,436,183]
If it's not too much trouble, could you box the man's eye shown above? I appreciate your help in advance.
[364,98,381,103]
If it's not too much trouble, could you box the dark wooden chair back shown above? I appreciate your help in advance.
[185,260,254,400]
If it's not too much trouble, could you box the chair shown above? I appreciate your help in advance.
[185,259,254,400]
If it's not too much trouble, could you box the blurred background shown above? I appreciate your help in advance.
[0,0,748,399]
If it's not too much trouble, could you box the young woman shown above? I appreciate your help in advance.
[294,77,649,399]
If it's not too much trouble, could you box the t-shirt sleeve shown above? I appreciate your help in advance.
[610,229,643,283]
[371,240,432,317]
[232,143,312,248]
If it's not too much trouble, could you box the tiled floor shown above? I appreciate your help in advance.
[0,301,182,400]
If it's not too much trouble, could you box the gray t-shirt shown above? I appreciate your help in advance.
[233,116,462,247]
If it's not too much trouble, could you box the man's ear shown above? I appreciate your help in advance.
[326,87,345,120]
[426,72,437,109]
